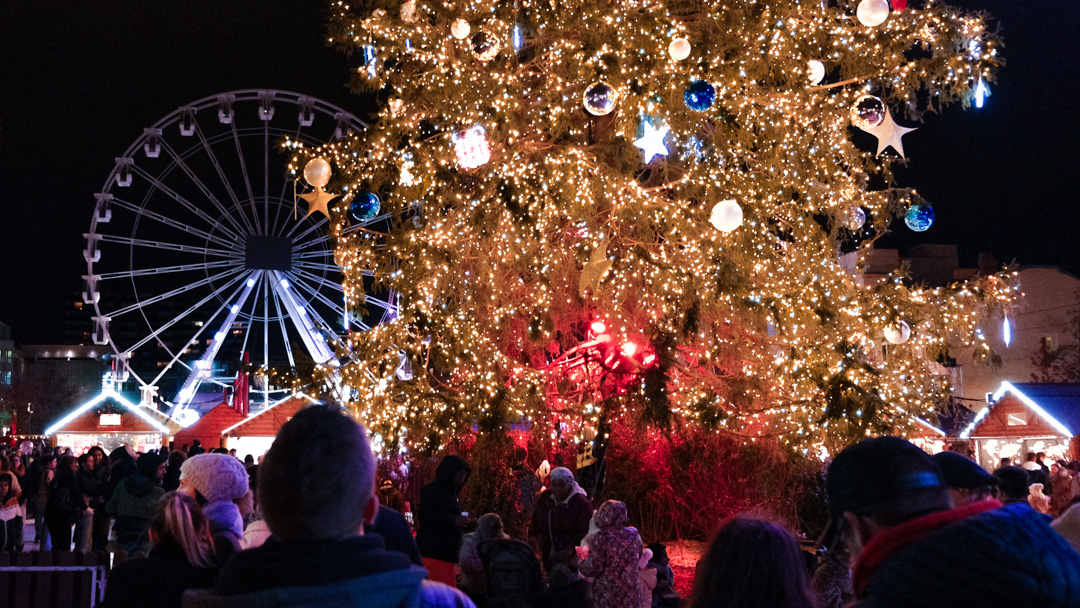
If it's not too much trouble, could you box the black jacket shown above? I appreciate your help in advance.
[101,537,218,608]
[182,535,474,608]
[416,456,470,562]
[46,468,87,525]
[372,504,423,566]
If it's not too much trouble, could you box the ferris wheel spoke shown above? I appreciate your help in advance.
[158,139,252,238]
[286,273,346,320]
[190,122,259,236]
[283,214,329,242]
[108,196,241,251]
[144,272,252,385]
[236,275,264,360]
[292,260,354,275]
[99,259,237,280]
[96,235,243,259]
[230,122,262,236]
[289,267,345,295]
[272,271,336,362]
[269,285,298,369]
[105,266,244,318]
[129,165,246,242]
[171,272,261,410]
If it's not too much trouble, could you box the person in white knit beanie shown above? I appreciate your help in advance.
[179,453,249,565]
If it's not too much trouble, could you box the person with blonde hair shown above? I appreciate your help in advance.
[101,492,218,608]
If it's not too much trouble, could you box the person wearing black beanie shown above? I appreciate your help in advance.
[106,452,167,555]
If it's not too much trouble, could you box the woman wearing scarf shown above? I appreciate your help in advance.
[529,467,594,572]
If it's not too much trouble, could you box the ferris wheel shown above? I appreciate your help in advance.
[82,90,391,421]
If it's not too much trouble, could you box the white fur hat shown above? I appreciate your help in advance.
[180,453,249,503]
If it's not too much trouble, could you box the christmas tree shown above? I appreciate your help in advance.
[293,0,1016,453]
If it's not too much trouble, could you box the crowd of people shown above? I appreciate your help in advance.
[3,416,1080,607]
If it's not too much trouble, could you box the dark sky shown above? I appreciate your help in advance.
[1,0,1077,345]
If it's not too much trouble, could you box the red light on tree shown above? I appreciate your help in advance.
[591,320,607,334]
[621,342,638,357]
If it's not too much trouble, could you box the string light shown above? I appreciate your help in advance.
[295,0,1014,452]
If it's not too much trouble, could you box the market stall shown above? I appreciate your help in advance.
[960,381,1080,469]
[43,388,180,454]
[222,396,310,460]
[172,402,246,451]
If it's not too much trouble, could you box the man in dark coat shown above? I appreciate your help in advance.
[821,437,1080,608]
[371,504,423,566]
[182,405,472,608]
[415,455,473,586]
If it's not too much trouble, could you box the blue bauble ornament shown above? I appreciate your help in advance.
[683,80,716,112]
[351,193,381,222]
[904,204,934,232]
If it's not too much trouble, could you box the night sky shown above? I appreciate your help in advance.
[1,0,1077,345]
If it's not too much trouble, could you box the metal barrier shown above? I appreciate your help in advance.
[0,551,109,608]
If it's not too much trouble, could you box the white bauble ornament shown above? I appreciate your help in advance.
[400,0,417,22]
[451,19,471,40]
[884,320,911,344]
[808,60,826,85]
[709,199,743,233]
[303,158,332,189]
[856,0,890,27]
[669,38,691,61]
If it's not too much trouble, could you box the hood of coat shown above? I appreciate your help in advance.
[434,455,471,492]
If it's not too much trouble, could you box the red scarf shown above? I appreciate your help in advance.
[852,499,1002,598]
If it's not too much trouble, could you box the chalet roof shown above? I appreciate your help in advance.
[961,382,1080,439]
[44,389,182,436]
[173,403,247,449]
[223,397,309,437]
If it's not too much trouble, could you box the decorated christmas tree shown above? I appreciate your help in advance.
[293,0,1016,453]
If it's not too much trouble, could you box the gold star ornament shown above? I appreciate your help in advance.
[579,239,614,296]
[299,188,339,221]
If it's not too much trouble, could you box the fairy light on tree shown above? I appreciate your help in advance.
[293,0,1017,452]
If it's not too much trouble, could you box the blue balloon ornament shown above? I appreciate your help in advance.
[351,193,381,223]
[683,80,716,112]
[904,205,934,232]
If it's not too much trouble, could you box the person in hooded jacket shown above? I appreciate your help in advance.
[178,452,250,567]
[181,404,473,608]
[101,492,219,608]
[107,451,167,555]
[104,446,138,503]
[579,500,644,608]
[47,455,89,551]
[530,467,594,572]
[416,455,475,586]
